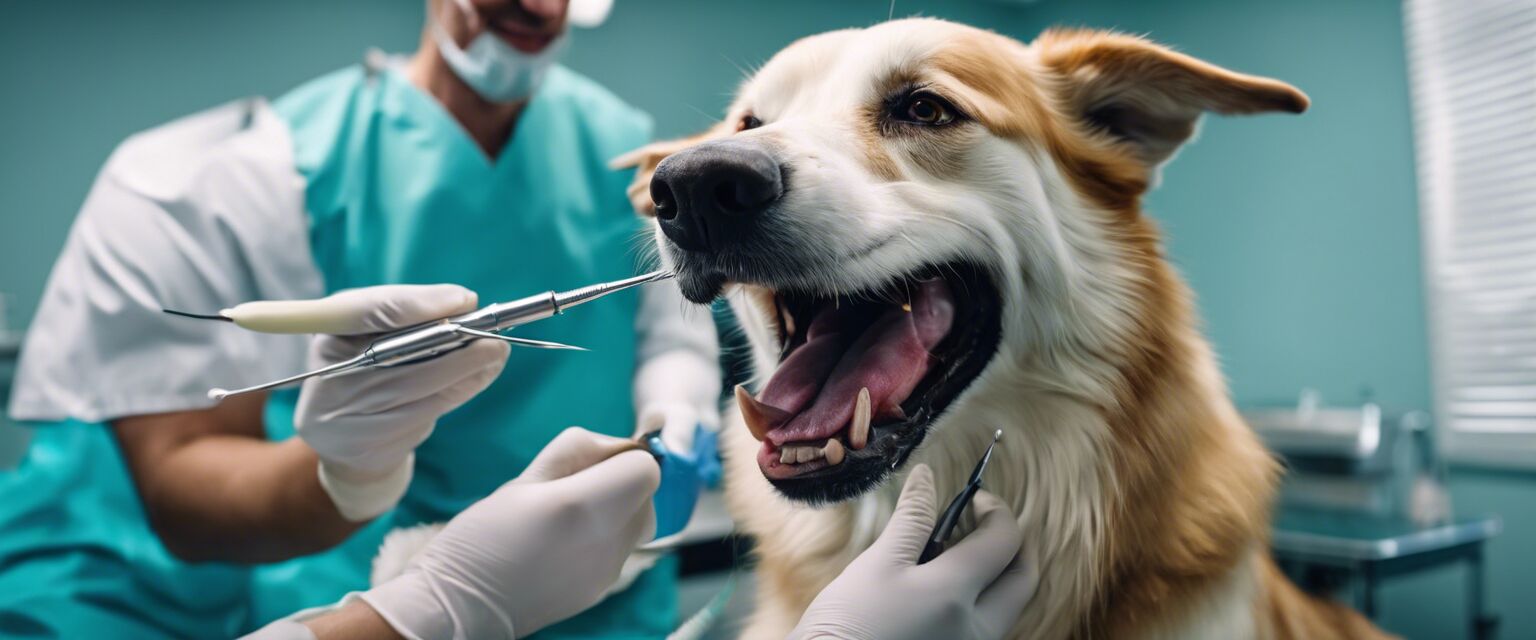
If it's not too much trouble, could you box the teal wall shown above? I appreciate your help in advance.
[0,1,1530,637]
[0,0,426,329]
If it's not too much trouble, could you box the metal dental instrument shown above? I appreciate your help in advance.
[195,271,673,400]
[917,428,1002,565]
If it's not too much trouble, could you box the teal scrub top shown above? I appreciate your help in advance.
[0,62,674,639]
[253,62,675,638]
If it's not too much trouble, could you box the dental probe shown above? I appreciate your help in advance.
[194,271,673,400]
[917,428,1002,565]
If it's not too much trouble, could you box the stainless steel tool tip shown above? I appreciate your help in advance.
[205,354,368,400]
[553,270,674,311]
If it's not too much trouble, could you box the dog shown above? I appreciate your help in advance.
[616,18,1391,639]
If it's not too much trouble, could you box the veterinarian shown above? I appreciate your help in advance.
[0,0,720,637]
[240,433,1037,640]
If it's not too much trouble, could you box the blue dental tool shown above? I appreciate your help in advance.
[640,428,714,540]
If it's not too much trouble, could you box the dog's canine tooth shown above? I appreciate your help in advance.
[824,438,845,465]
[737,385,790,442]
[851,387,871,450]
[780,448,794,464]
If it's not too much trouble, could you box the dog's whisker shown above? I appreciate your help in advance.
[722,54,758,81]
[681,102,719,125]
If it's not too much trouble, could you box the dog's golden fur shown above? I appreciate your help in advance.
[623,19,1392,640]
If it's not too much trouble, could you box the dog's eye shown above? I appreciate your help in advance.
[894,92,956,126]
[737,114,763,132]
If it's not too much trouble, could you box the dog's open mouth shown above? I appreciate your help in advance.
[737,263,1001,502]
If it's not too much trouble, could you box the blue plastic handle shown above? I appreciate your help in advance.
[641,425,720,540]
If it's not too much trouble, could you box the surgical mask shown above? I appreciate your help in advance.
[434,0,566,103]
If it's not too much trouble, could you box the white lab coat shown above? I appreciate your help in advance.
[8,97,720,441]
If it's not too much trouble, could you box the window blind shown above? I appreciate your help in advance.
[1405,0,1536,467]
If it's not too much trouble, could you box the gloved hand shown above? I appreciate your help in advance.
[638,400,710,454]
[360,428,660,640]
[290,284,510,521]
[789,464,1039,640]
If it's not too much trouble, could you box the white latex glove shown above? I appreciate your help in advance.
[360,427,660,640]
[790,464,1039,640]
[633,281,721,454]
[637,400,708,454]
[290,284,511,521]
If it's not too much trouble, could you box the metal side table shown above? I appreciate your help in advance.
[1272,509,1502,640]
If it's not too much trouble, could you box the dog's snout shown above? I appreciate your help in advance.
[650,140,782,252]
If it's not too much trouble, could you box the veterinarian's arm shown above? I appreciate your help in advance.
[114,285,506,563]
[242,601,404,640]
[633,278,721,451]
[790,464,1039,640]
[114,400,364,563]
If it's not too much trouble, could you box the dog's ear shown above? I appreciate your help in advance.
[611,123,733,217]
[1034,29,1308,168]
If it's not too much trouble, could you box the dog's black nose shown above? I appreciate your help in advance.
[650,140,782,252]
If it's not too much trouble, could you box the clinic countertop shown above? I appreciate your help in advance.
[1272,509,1503,561]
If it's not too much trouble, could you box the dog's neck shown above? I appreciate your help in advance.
[1078,257,1280,638]
[974,208,1278,638]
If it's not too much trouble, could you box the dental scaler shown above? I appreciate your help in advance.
[918,428,1003,564]
[165,271,674,400]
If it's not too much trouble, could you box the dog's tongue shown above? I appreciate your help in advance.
[750,279,955,446]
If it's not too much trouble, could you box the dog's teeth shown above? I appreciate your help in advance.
[780,448,795,464]
[780,304,796,337]
[824,439,846,465]
[851,387,871,450]
[737,385,790,442]
[797,446,818,463]
[901,303,912,313]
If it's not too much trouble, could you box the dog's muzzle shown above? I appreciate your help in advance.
[650,139,783,253]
